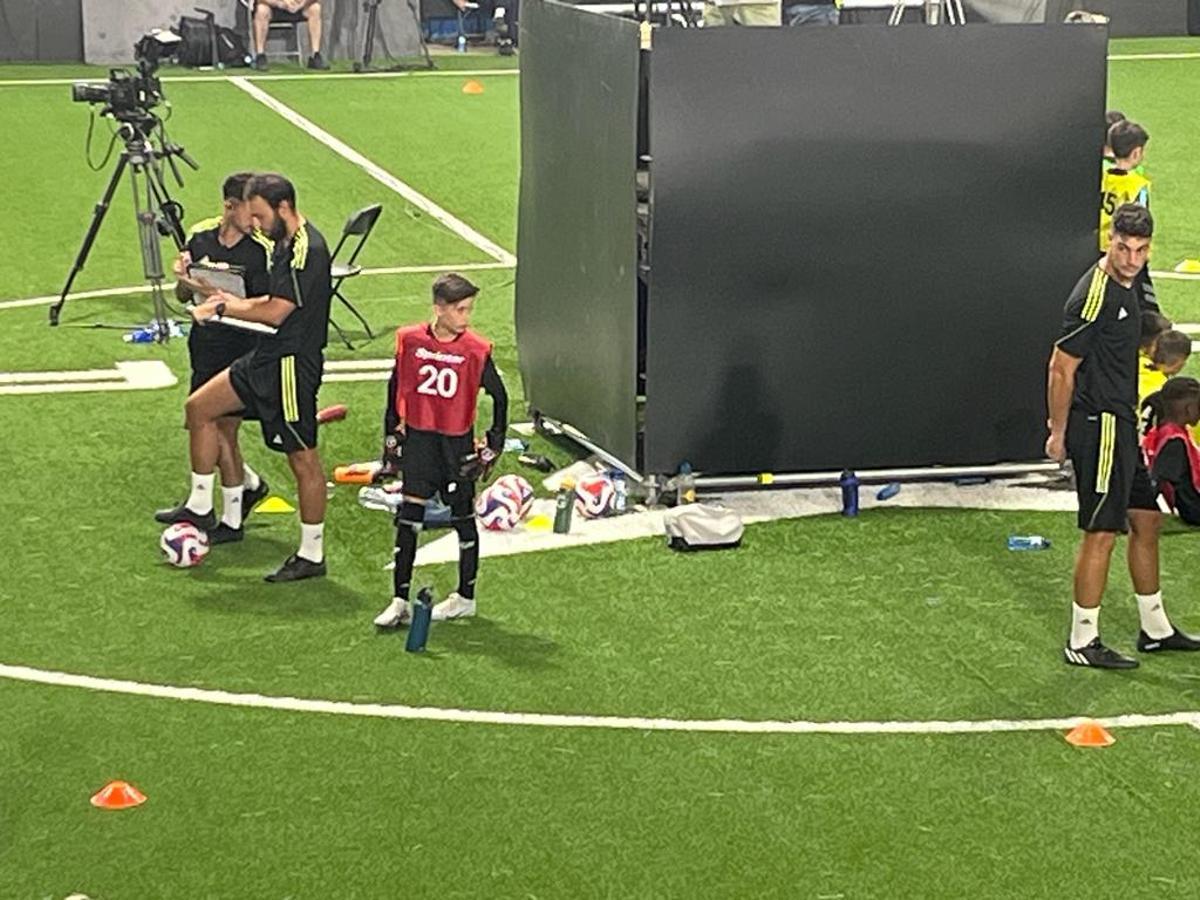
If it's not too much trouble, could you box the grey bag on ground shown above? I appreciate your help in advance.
[663,504,744,552]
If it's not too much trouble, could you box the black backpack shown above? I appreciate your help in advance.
[176,15,249,68]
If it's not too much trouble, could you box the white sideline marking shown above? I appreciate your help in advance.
[0,262,514,312]
[229,76,517,267]
[0,360,176,396]
[324,358,394,382]
[1108,52,1200,61]
[1,662,1197,736]
[0,70,519,88]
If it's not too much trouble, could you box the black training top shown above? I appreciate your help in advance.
[261,219,332,363]
[185,218,272,298]
[1056,263,1141,423]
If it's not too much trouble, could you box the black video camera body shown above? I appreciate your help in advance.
[70,30,178,124]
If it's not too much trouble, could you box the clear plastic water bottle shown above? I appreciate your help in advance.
[611,470,627,514]
[839,470,859,517]
[676,462,696,505]
[456,34,467,53]
[405,587,434,652]
[1008,535,1052,551]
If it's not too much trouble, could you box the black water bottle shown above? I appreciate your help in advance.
[839,470,860,517]
[406,587,434,653]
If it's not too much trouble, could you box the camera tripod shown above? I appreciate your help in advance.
[353,0,434,73]
[50,118,198,339]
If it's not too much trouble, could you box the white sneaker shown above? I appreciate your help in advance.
[373,598,412,628]
[432,592,476,621]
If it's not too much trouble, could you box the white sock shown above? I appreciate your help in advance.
[187,472,216,515]
[299,522,325,563]
[1070,603,1100,649]
[243,464,261,492]
[1136,591,1173,640]
[221,485,244,529]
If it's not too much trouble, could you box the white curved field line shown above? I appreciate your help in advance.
[2,662,1199,736]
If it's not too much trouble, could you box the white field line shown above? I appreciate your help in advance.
[0,262,514,312]
[229,76,517,267]
[0,70,519,88]
[1,662,1199,737]
[1107,52,1200,61]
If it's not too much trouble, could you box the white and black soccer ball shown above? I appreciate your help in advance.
[574,473,616,519]
[475,475,534,531]
[160,522,210,568]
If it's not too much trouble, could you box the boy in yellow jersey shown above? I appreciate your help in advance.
[1100,120,1151,253]
[1139,329,1191,407]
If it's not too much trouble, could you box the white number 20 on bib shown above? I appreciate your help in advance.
[416,364,460,398]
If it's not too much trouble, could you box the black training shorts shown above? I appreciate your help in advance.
[229,350,321,454]
[188,326,259,394]
[400,428,476,514]
[1067,409,1159,533]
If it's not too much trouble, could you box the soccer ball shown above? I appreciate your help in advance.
[160,522,210,568]
[475,475,534,531]
[575,472,616,518]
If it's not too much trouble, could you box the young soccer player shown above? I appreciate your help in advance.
[1045,204,1199,668]
[1138,328,1191,406]
[373,274,509,628]
[1142,377,1200,528]
[1100,120,1151,253]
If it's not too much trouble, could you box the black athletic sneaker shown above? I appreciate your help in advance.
[1137,629,1200,653]
[1063,638,1139,669]
[265,554,326,583]
[307,52,329,70]
[207,523,244,545]
[154,503,217,531]
[255,53,268,71]
[242,479,270,524]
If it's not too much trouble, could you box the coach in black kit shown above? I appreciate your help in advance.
[183,173,334,583]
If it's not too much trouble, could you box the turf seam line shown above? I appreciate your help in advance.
[228,76,518,267]
[2,662,1198,736]
[0,262,514,312]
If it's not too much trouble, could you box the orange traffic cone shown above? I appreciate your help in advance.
[90,780,147,809]
[1065,720,1114,748]
[462,79,485,95]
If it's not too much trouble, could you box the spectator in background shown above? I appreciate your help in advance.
[702,0,780,26]
[254,0,329,70]
[786,0,839,26]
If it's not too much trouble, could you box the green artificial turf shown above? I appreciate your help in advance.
[3,34,1200,899]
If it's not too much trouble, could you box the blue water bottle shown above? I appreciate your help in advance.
[840,470,860,517]
[405,587,434,652]
[1007,535,1051,551]
[611,470,628,514]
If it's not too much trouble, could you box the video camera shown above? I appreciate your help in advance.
[70,30,180,127]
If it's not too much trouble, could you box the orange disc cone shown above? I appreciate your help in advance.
[1065,720,1115,748]
[90,780,147,809]
[462,80,485,95]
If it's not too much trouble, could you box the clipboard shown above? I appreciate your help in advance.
[187,262,247,298]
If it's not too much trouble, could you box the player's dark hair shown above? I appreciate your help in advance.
[1139,310,1171,350]
[1157,377,1200,425]
[432,273,479,304]
[1153,330,1193,368]
[245,173,296,210]
[1105,110,1126,129]
[222,171,254,202]
[1107,120,1148,159]
[1112,203,1153,239]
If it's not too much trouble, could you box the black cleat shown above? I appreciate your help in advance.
[307,52,329,70]
[242,479,270,524]
[154,503,216,531]
[1063,638,1139,669]
[1138,629,1200,653]
[254,53,268,71]
[207,523,244,545]
[265,554,326,583]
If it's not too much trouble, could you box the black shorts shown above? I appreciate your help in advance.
[229,351,322,454]
[188,326,259,394]
[401,428,476,514]
[1068,410,1159,533]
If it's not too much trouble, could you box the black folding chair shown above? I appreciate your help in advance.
[328,204,383,349]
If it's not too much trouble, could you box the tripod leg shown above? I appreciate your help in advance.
[51,154,129,326]
[131,162,172,342]
[147,158,187,250]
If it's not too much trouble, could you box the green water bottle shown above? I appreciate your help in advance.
[554,477,576,534]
